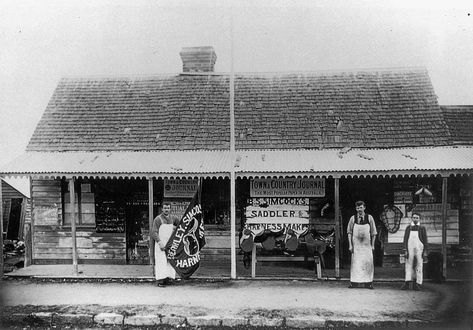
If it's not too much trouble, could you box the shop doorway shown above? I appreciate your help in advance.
[91,178,162,265]
[5,198,23,240]
[339,177,391,268]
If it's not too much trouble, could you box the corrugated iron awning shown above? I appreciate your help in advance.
[0,151,231,179]
[1,146,472,179]
[235,146,473,177]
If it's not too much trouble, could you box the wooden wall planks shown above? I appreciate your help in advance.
[32,179,126,264]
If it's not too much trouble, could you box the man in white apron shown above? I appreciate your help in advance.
[401,213,428,290]
[151,202,179,287]
[347,201,377,289]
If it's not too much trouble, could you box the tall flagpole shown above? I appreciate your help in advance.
[0,177,4,280]
[229,11,237,279]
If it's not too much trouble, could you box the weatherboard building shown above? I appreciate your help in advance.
[1,46,472,279]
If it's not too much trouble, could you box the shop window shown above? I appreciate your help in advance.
[202,178,230,229]
[62,180,96,226]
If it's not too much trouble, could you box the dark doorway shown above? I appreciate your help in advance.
[7,198,23,240]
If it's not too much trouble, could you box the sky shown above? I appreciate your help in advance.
[0,0,472,192]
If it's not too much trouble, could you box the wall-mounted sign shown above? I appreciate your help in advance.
[250,178,325,197]
[419,195,436,204]
[164,179,198,198]
[34,206,59,225]
[95,200,125,233]
[393,191,413,204]
[245,217,310,233]
[248,197,309,206]
[169,201,189,220]
[393,180,415,190]
[245,205,309,220]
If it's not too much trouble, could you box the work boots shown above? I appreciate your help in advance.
[400,281,421,290]
[413,283,422,291]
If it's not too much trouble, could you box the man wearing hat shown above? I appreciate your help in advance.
[401,213,428,290]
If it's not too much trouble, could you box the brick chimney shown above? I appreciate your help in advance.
[179,46,217,73]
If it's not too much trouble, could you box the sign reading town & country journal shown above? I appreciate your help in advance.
[250,178,325,197]
[164,179,198,198]
[245,178,325,236]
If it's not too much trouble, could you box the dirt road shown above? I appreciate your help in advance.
[1,278,471,328]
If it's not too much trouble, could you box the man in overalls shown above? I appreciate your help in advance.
[401,213,428,290]
[347,201,377,289]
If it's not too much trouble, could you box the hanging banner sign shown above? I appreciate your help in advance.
[250,178,325,197]
[166,192,206,279]
[164,179,199,198]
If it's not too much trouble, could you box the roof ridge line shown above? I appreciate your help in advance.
[24,150,232,153]
[236,146,471,152]
[59,66,428,80]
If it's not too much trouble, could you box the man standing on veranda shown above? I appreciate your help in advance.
[401,212,428,290]
[151,202,179,287]
[347,200,377,289]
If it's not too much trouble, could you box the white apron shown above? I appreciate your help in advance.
[154,223,176,280]
[350,223,374,283]
[405,230,424,284]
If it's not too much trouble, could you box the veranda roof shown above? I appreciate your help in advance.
[2,146,472,179]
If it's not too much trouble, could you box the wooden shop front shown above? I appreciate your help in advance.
[233,174,472,279]
[29,176,232,266]
[2,147,473,279]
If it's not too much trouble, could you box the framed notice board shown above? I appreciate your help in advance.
[95,200,126,233]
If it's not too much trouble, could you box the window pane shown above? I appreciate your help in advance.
[81,193,95,203]
[81,213,95,224]
[64,202,79,213]
[64,213,77,225]
[81,203,95,214]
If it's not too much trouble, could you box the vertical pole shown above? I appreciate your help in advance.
[148,178,154,267]
[199,177,203,204]
[69,178,78,276]
[0,178,4,280]
[24,222,32,267]
[441,176,448,279]
[231,173,236,279]
[229,12,237,279]
[28,177,34,266]
[23,181,32,267]
[334,177,340,279]
[251,243,256,278]
[18,198,26,240]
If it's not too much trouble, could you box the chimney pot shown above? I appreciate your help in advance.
[180,46,217,73]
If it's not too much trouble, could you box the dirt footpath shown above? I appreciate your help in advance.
[0,278,472,328]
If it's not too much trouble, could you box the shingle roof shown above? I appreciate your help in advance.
[440,105,473,145]
[26,68,450,152]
